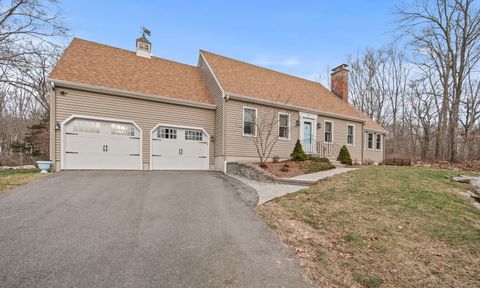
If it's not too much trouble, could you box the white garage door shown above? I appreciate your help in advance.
[151,126,209,170]
[63,118,141,170]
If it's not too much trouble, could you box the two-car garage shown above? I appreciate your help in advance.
[62,116,209,171]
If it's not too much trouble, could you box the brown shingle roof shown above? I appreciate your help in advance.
[201,50,386,132]
[49,38,214,105]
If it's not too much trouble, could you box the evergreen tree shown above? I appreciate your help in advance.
[290,139,307,161]
[337,145,352,165]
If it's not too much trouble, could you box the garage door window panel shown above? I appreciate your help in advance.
[69,120,101,134]
[185,130,203,141]
[111,123,136,137]
[157,128,177,139]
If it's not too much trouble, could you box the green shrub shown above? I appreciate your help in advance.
[337,145,353,165]
[290,139,307,161]
[302,159,335,173]
[308,156,330,163]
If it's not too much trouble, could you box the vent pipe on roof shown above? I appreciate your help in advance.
[331,64,348,103]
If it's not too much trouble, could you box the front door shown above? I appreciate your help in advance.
[303,121,313,153]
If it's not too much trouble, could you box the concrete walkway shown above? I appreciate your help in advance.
[284,167,357,182]
[232,168,357,205]
[230,175,306,205]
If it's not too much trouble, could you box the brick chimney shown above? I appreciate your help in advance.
[331,64,349,102]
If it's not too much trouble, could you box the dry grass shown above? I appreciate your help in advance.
[257,166,480,288]
[0,169,44,194]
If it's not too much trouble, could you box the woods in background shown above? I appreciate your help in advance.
[1,0,480,165]
[0,0,67,165]
[348,0,480,162]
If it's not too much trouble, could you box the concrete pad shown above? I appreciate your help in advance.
[230,175,306,205]
[284,167,357,182]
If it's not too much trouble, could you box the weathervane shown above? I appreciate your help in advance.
[141,26,151,38]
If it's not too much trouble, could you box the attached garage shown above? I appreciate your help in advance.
[62,116,142,170]
[151,124,209,170]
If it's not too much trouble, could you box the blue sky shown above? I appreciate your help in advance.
[62,0,399,81]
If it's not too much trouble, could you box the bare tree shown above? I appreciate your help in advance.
[244,96,291,165]
[396,0,480,162]
[0,0,67,164]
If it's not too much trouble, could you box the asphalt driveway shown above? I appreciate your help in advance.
[0,171,308,288]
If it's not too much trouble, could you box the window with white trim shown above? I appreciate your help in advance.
[243,107,256,136]
[278,113,290,139]
[70,120,100,134]
[367,133,374,149]
[185,130,203,141]
[157,128,177,139]
[376,134,382,150]
[347,125,354,145]
[111,123,135,136]
[324,121,333,143]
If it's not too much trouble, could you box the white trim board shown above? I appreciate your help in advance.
[49,79,216,110]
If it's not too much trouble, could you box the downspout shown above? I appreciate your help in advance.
[223,93,229,173]
[361,122,365,164]
[49,82,56,170]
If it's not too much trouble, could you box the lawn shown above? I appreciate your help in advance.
[257,166,480,288]
[0,169,43,194]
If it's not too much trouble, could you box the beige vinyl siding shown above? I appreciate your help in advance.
[224,99,299,160]
[317,116,363,163]
[54,88,215,169]
[198,55,224,157]
[364,131,385,163]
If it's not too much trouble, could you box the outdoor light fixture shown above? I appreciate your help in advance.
[296,120,300,126]
[211,135,215,143]
[55,121,61,130]
[317,123,321,129]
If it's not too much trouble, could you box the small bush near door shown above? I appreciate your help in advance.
[337,145,353,165]
[291,139,307,161]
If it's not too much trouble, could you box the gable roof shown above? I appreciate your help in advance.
[201,50,386,133]
[49,38,214,105]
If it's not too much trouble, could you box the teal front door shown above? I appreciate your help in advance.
[303,121,313,153]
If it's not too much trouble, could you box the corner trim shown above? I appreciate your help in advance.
[48,78,217,110]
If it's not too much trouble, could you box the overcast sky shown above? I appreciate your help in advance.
[62,0,399,81]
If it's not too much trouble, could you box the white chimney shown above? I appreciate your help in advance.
[136,33,151,58]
